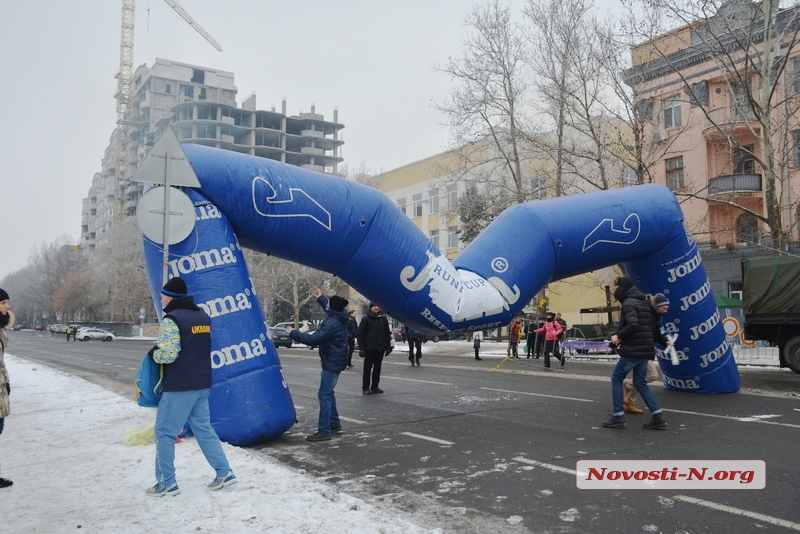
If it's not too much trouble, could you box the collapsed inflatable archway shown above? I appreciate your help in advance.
[142,143,740,446]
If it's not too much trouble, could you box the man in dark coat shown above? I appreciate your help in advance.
[288,289,350,441]
[357,303,392,395]
[602,277,668,430]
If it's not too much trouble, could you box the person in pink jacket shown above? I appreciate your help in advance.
[535,312,565,368]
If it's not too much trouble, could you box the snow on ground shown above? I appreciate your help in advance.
[0,354,441,534]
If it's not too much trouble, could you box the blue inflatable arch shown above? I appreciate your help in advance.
[142,144,740,446]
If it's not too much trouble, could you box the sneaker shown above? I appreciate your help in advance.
[146,482,180,496]
[643,413,668,430]
[0,477,12,489]
[410,361,415,366]
[372,387,384,394]
[362,389,372,395]
[208,471,237,490]
[475,357,483,361]
[415,360,421,366]
[623,402,643,414]
[331,426,343,434]
[601,415,626,429]
[307,432,332,441]
[346,365,353,369]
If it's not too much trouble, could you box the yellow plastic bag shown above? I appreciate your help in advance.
[123,426,155,446]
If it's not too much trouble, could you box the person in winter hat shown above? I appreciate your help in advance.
[0,288,14,488]
[603,277,668,430]
[357,302,392,395]
[288,289,351,441]
[146,277,236,496]
[622,293,672,414]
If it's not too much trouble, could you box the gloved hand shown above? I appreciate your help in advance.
[5,383,9,395]
[385,348,392,357]
[359,351,366,359]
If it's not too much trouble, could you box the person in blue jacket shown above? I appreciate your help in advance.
[287,289,350,441]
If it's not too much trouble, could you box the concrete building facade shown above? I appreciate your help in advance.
[82,58,344,251]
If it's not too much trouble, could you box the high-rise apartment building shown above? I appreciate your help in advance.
[81,58,344,251]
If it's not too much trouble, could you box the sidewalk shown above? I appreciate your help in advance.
[0,354,439,534]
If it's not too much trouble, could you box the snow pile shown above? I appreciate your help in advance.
[0,354,439,534]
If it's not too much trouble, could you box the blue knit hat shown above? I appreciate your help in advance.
[161,277,188,297]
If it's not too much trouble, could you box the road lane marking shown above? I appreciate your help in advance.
[666,408,800,429]
[513,456,583,476]
[339,416,367,425]
[300,368,451,385]
[400,432,455,445]
[673,495,800,531]
[481,387,595,403]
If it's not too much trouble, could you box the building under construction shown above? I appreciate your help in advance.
[81,58,344,252]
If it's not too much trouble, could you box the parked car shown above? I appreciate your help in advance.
[33,325,47,331]
[268,327,293,348]
[12,324,29,331]
[75,327,116,342]
[48,324,68,333]
[273,320,312,332]
[392,327,405,343]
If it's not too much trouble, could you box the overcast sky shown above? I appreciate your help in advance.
[0,0,625,281]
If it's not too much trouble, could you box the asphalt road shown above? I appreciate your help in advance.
[6,331,800,533]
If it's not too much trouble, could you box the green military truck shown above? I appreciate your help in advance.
[742,255,800,374]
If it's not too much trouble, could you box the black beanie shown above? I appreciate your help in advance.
[616,277,635,291]
[161,277,188,297]
[328,295,348,312]
[0,288,8,302]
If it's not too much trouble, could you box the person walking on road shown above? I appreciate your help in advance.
[357,303,392,394]
[603,277,668,430]
[404,325,424,366]
[288,289,350,441]
[536,312,564,368]
[147,277,236,497]
[623,293,671,414]
[506,317,522,358]
[473,330,483,360]
[346,310,358,369]
[0,288,14,488]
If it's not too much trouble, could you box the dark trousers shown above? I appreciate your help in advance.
[347,339,355,366]
[362,351,384,391]
[408,337,422,362]
[543,340,563,368]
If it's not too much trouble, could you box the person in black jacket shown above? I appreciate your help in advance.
[288,289,351,441]
[147,277,235,497]
[346,310,358,369]
[624,293,672,414]
[357,303,392,394]
[602,277,668,430]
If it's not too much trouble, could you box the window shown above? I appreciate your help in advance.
[734,145,755,174]
[181,85,194,98]
[447,184,458,210]
[429,229,440,249]
[165,83,171,94]
[736,213,758,244]
[664,97,682,129]
[666,156,684,190]
[530,175,547,199]
[412,193,423,218]
[397,197,407,216]
[447,226,459,249]
[794,130,800,167]
[428,189,439,214]
[793,58,800,93]
[728,282,742,301]
[466,181,478,196]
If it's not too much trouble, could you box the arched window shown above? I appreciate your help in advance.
[736,213,758,245]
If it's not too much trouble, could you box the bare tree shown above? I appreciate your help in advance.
[27,235,85,323]
[433,0,535,207]
[623,0,800,252]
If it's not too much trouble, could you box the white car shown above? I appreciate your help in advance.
[48,324,68,333]
[75,328,116,342]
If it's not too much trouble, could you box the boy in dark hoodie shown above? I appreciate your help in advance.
[287,289,350,441]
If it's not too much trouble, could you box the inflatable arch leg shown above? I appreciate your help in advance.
[177,144,738,395]
[143,188,296,446]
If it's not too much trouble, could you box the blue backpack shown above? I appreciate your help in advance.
[134,351,164,408]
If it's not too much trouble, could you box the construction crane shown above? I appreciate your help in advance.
[113,0,221,221]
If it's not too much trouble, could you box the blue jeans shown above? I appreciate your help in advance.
[154,389,231,486]
[611,358,662,416]
[318,370,341,435]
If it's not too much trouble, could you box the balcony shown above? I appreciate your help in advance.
[300,147,324,156]
[703,107,759,139]
[300,129,324,138]
[708,173,762,195]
